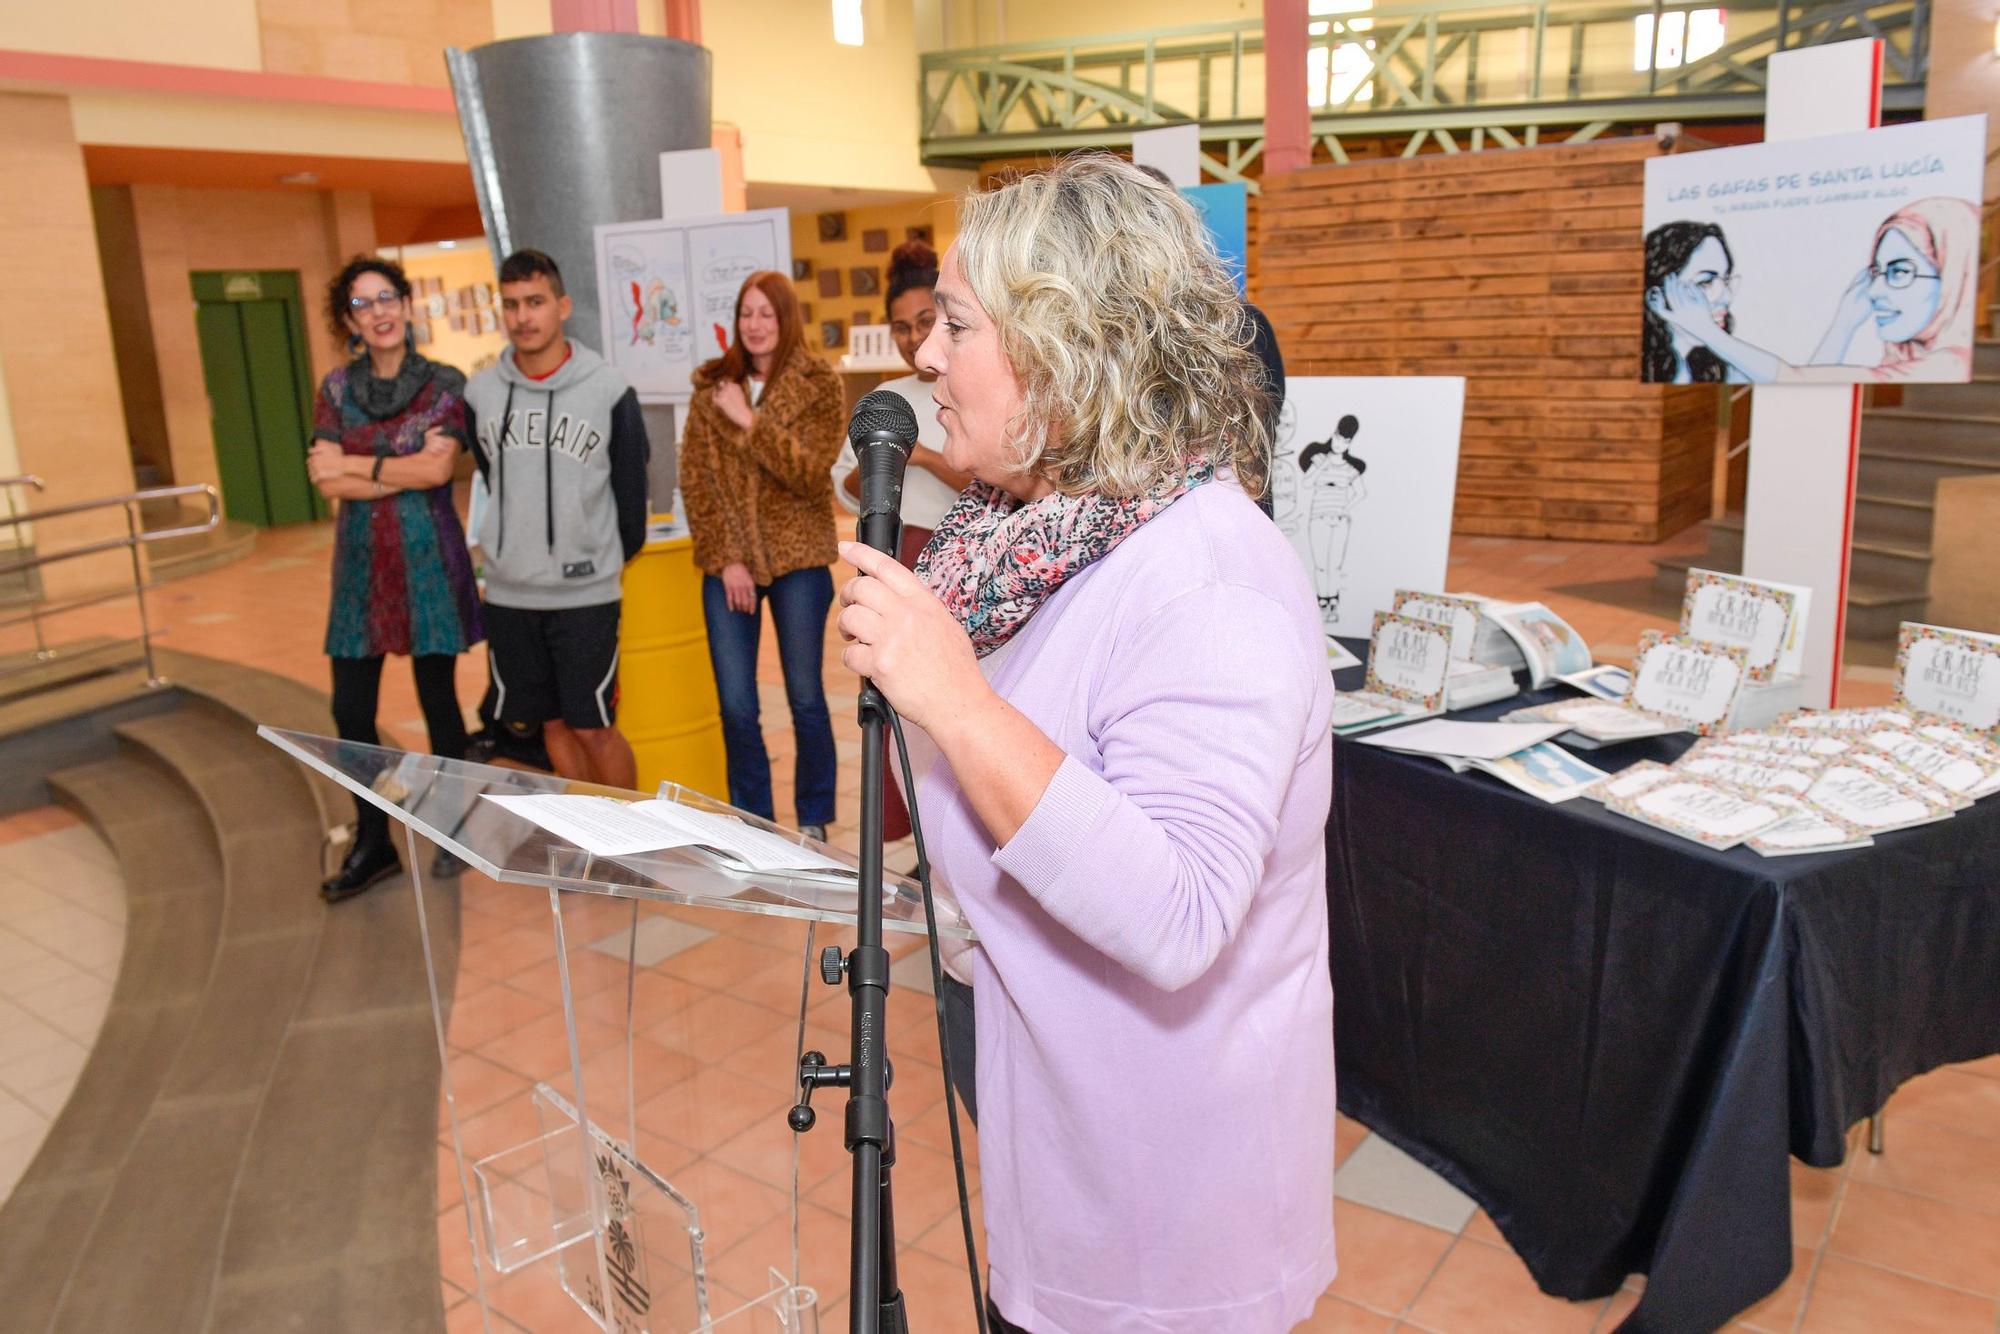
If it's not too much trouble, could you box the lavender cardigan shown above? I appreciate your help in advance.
[916,482,1337,1334]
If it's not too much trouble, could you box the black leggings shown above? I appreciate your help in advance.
[330,654,466,844]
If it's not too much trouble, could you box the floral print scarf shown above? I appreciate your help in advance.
[915,456,1217,657]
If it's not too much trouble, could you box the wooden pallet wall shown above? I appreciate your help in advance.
[1256,137,1716,542]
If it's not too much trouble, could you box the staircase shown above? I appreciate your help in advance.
[1654,340,2000,640]
[0,652,456,1332]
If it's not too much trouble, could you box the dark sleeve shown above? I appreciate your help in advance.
[609,388,651,563]
[310,377,343,445]
[1244,304,1285,520]
[1245,303,1285,413]
[436,369,474,450]
[465,402,489,482]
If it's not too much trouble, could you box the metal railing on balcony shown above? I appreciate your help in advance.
[919,0,1929,185]
[0,483,221,694]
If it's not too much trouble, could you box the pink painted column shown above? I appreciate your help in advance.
[550,0,638,33]
[1263,0,1311,175]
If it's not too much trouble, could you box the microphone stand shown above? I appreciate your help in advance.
[788,420,912,1334]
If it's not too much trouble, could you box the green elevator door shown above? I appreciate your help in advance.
[192,270,324,526]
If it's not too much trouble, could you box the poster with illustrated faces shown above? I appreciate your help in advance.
[1271,377,1466,646]
[1640,114,1985,384]
[594,208,791,402]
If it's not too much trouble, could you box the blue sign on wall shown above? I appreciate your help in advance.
[1183,181,1249,297]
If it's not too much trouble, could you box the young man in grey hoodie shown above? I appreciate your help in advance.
[465,249,649,787]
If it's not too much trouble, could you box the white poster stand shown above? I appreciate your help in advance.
[1739,39,1882,707]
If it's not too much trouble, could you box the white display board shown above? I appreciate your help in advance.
[594,208,791,402]
[1270,376,1466,646]
[1641,112,1985,384]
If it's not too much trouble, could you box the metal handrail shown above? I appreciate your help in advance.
[920,0,1929,174]
[0,482,221,689]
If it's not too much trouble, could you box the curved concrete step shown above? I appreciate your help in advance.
[0,671,457,1333]
[0,747,225,1331]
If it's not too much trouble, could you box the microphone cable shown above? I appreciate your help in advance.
[886,701,990,1334]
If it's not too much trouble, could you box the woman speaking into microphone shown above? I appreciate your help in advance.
[835,155,1336,1334]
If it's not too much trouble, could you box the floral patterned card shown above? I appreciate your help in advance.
[1862,728,1998,798]
[1804,763,1954,833]
[1677,751,1823,797]
[1712,728,1851,760]
[1679,569,1806,683]
[1894,623,2000,733]
[1606,774,1789,849]
[1848,750,1969,812]
[1779,707,1916,735]
[1364,612,1452,712]
[1627,631,1749,735]
[1581,759,1679,804]
[1914,722,2000,797]
[1391,591,1485,661]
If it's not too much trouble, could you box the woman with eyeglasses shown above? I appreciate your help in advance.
[1641,221,1743,383]
[1647,198,1980,383]
[305,255,482,903]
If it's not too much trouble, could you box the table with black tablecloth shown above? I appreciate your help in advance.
[1325,648,2000,1332]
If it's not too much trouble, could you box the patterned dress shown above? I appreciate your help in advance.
[314,355,484,659]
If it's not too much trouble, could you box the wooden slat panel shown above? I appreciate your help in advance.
[1259,137,1715,542]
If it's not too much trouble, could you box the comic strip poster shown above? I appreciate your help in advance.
[1640,115,1985,384]
[594,208,791,401]
[1270,377,1466,645]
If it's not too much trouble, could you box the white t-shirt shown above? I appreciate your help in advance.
[829,373,961,532]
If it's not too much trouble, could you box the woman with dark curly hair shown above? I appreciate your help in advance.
[306,255,482,902]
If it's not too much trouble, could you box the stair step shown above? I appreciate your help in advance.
[2,748,226,1331]
[1896,377,2000,415]
[143,518,257,585]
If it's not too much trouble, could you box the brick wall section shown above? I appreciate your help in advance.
[1258,136,1716,543]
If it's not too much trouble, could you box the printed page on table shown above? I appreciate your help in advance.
[1678,569,1807,682]
[1363,611,1453,712]
[1469,742,1608,804]
[1557,664,1633,702]
[1860,727,2000,799]
[1847,751,1970,812]
[1607,775,1789,849]
[1627,631,1750,734]
[1487,602,1592,687]
[1391,590,1485,661]
[1716,728,1853,760]
[1913,721,2000,796]
[1894,623,2000,734]
[1804,763,1955,833]
[1677,751,1824,797]
[1780,706,1918,735]
[1581,759,1680,804]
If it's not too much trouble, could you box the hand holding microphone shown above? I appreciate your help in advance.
[837,390,984,733]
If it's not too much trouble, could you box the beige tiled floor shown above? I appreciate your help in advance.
[2,513,1993,1331]
[0,806,126,1198]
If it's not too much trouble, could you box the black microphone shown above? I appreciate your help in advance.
[848,389,918,558]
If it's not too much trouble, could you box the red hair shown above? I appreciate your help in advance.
[699,270,806,386]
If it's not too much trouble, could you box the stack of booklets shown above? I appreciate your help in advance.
[1389,590,1520,709]
[1583,701,2000,856]
[1331,611,1453,735]
[1505,629,1753,747]
[1357,719,1609,803]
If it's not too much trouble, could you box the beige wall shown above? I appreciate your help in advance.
[102,185,382,500]
[390,239,510,376]
[1926,0,2000,199]
[705,0,971,194]
[258,0,493,88]
[787,196,959,355]
[90,187,174,484]
[0,0,264,70]
[0,95,136,597]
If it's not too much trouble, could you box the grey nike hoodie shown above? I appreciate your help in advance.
[464,341,650,610]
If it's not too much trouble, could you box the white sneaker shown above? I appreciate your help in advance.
[801,824,829,843]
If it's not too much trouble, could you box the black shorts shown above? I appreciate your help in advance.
[484,600,622,730]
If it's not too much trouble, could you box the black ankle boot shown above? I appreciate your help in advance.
[321,837,400,903]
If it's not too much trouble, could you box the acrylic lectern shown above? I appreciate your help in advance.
[260,727,974,1334]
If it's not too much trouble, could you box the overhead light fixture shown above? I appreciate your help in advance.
[437,240,457,249]
[832,0,863,45]
[277,170,319,186]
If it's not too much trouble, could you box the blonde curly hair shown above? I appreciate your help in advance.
[953,153,1270,499]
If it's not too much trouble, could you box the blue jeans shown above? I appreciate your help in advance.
[701,567,837,826]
